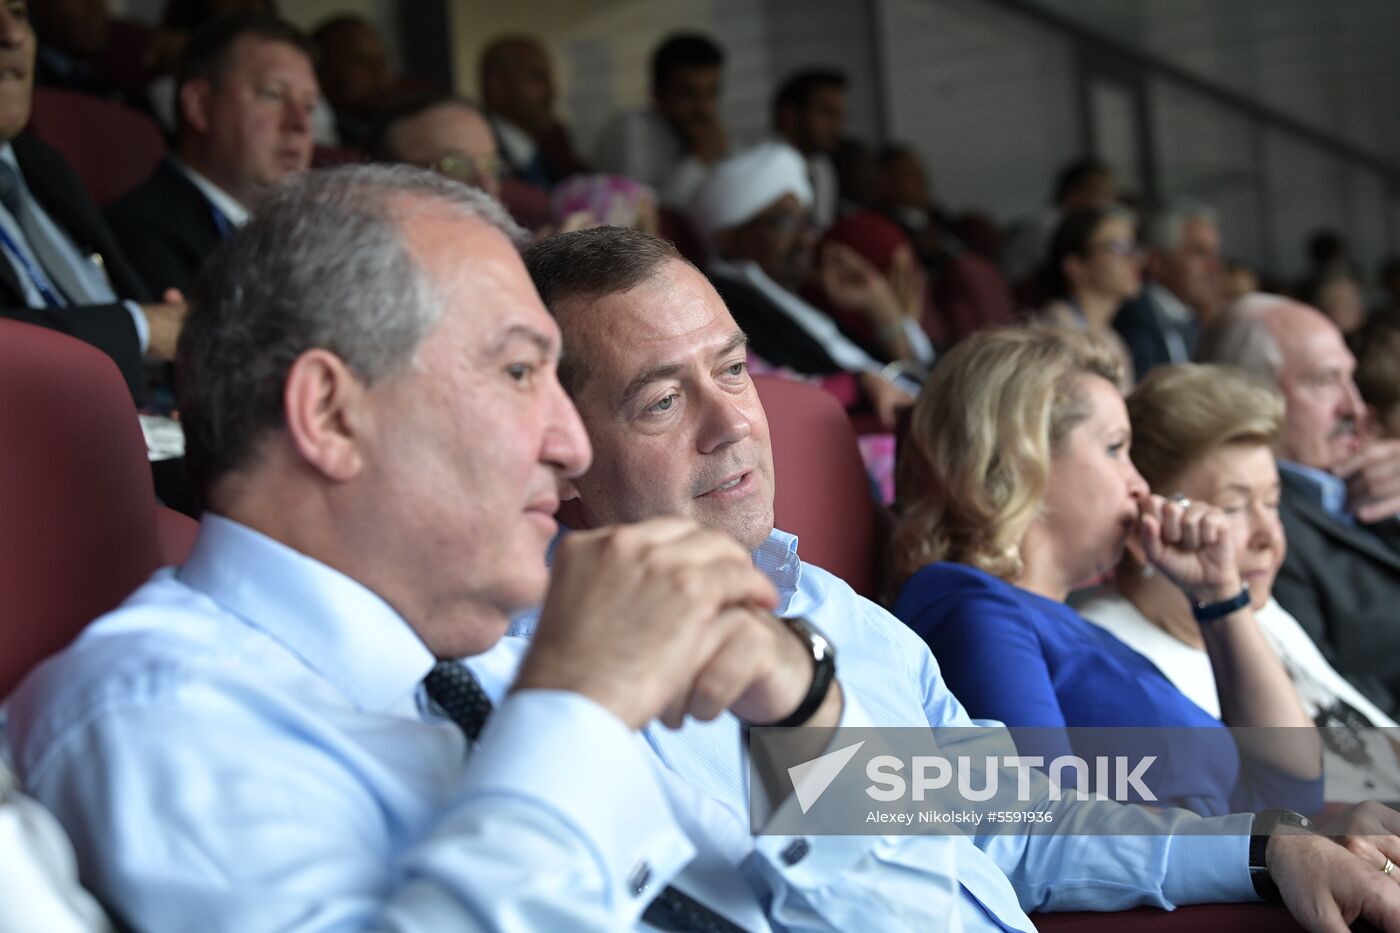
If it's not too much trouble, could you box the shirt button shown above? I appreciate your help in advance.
[628,861,652,896]
[781,838,810,865]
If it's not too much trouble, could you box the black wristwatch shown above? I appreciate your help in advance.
[769,616,836,728]
[1193,582,1251,623]
[1249,808,1315,902]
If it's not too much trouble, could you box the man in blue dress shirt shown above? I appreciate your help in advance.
[520,225,1400,932]
[4,165,972,931]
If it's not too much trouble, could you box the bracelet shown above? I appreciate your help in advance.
[1192,581,1251,622]
[768,617,837,728]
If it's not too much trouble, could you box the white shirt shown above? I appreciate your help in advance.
[592,108,710,208]
[172,159,250,228]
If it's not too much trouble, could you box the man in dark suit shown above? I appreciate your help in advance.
[1114,202,1224,379]
[106,15,317,297]
[0,3,183,401]
[1199,293,1400,714]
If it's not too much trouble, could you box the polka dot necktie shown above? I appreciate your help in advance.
[423,660,493,742]
[421,661,748,932]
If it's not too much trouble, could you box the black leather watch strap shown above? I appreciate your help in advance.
[1250,808,1315,902]
[769,616,836,728]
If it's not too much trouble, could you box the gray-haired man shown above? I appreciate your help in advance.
[6,165,942,931]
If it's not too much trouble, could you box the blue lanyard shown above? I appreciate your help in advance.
[0,220,64,307]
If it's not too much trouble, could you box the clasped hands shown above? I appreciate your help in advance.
[515,517,841,732]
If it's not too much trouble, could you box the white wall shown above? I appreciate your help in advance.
[876,0,1080,221]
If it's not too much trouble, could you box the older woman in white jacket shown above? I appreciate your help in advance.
[1080,362,1400,802]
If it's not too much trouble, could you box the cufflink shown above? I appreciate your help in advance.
[628,860,652,896]
[781,838,810,866]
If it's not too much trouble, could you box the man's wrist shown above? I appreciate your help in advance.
[1250,808,1316,902]
[765,617,836,728]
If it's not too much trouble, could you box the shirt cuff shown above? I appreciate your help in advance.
[752,689,888,881]
[460,688,696,911]
[123,300,149,353]
[1160,813,1256,905]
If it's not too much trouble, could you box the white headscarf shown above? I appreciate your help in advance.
[688,142,814,250]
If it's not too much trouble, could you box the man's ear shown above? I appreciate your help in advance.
[282,349,369,483]
[179,78,214,135]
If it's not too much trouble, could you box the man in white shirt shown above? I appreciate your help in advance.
[107,14,317,297]
[593,32,730,209]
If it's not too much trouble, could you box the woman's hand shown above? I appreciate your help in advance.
[1137,494,1244,605]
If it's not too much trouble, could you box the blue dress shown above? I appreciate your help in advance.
[894,562,1323,817]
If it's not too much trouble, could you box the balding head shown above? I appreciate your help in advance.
[1199,293,1365,471]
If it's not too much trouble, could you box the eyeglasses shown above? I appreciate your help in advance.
[1089,238,1142,258]
[427,151,505,187]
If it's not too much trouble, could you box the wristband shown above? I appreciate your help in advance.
[1192,581,1251,623]
[768,616,836,728]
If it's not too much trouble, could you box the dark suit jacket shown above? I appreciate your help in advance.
[0,135,151,400]
[1113,286,1198,379]
[705,267,845,376]
[1274,468,1400,716]
[106,158,225,299]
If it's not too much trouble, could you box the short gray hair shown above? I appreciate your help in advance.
[1144,200,1218,253]
[178,163,526,502]
[1194,292,1286,382]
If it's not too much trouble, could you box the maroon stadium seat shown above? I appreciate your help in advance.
[753,373,879,598]
[0,319,195,696]
[28,87,166,207]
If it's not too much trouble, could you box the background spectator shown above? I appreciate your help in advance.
[312,14,395,148]
[106,14,316,296]
[480,35,588,190]
[593,32,728,208]
[1037,205,1141,385]
[1114,201,1224,377]
[772,67,847,228]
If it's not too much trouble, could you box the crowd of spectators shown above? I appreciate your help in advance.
[8,6,1400,932]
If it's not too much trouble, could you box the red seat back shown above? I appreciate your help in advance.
[0,320,194,696]
[28,87,167,206]
[753,374,877,598]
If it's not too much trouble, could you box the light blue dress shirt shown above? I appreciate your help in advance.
[1278,459,1354,524]
[514,529,1259,930]
[4,515,958,932]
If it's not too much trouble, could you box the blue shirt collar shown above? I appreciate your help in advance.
[176,514,436,712]
[753,528,803,614]
[509,526,807,636]
[1277,459,1352,522]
